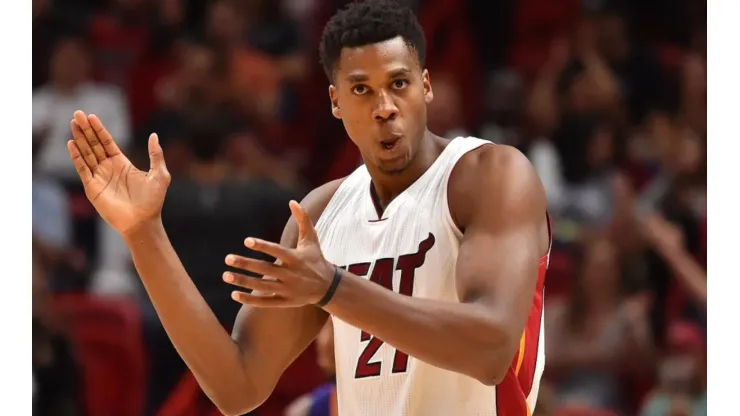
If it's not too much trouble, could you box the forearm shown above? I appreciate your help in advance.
[323,272,511,385]
[660,248,707,306]
[123,221,258,413]
[527,70,560,134]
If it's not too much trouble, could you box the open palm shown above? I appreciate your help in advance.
[67,110,171,236]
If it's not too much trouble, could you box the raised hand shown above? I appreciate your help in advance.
[222,201,336,308]
[641,213,685,255]
[67,110,171,236]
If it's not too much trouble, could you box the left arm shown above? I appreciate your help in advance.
[226,145,548,386]
[323,145,548,385]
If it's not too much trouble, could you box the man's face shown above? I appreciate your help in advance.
[329,37,433,174]
[50,39,90,86]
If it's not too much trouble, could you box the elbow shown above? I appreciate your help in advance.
[472,330,516,387]
[475,363,509,386]
[207,383,266,416]
[212,397,261,416]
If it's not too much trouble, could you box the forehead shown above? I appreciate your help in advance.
[336,36,419,81]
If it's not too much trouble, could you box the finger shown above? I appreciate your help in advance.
[223,271,283,293]
[225,254,293,279]
[289,200,318,243]
[88,114,122,157]
[243,238,299,263]
[230,291,294,308]
[70,119,98,169]
[148,133,168,173]
[66,140,93,184]
[73,111,106,163]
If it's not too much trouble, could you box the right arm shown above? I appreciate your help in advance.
[124,181,341,415]
[641,214,707,307]
[66,110,340,416]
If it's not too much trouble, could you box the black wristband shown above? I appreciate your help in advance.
[315,265,342,307]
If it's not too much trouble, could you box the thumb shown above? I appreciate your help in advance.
[148,133,168,173]
[289,200,318,243]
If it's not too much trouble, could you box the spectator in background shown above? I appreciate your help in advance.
[642,214,706,306]
[631,112,706,341]
[532,113,626,243]
[285,320,337,416]
[32,238,82,416]
[205,0,281,122]
[579,1,665,126]
[124,0,185,129]
[87,0,151,87]
[205,0,307,127]
[141,112,297,414]
[32,133,72,262]
[425,73,469,139]
[33,0,72,90]
[33,125,89,292]
[479,69,526,148]
[139,39,236,172]
[33,35,131,180]
[640,322,706,416]
[546,238,654,413]
[225,130,304,191]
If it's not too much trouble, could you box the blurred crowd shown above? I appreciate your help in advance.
[32,0,706,415]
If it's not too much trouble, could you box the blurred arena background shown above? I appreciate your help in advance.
[31,0,706,415]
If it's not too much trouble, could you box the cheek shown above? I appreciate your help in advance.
[341,117,373,149]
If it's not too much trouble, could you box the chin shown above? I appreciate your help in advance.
[375,148,414,174]
[378,158,411,175]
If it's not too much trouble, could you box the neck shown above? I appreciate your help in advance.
[367,130,445,210]
[52,82,79,96]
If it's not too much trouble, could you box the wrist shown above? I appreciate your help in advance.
[315,264,343,308]
[122,217,166,245]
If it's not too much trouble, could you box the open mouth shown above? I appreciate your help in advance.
[380,136,401,151]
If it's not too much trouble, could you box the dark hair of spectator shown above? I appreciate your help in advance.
[52,34,90,52]
[183,114,229,163]
[318,0,427,82]
[553,113,613,184]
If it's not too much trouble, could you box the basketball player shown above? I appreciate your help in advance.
[66,1,550,415]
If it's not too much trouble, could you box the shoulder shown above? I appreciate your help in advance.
[88,83,127,102]
[452,142,534,178]
[282,177,347,246]
[448,144,545,229]
[301,177,348,222]
[32,88,53,110]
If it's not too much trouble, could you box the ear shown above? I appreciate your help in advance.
[422,69,434,105]
[329,85,341,119]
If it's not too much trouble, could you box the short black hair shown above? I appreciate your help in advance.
[318,0,427,82]
[183,110,230,162]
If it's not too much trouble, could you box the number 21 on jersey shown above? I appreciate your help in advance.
[339,233,436,379]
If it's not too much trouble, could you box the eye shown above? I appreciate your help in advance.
[352,85,369,95]
[392,79,409,89]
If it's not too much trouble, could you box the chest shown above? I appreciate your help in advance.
[319,195,460,302]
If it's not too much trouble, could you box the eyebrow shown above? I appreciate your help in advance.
[345,68,412,83]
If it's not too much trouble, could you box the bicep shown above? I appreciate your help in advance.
[455,222,542,328]
[453,146,547,346]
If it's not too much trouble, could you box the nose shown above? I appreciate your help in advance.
[372,90,398,122]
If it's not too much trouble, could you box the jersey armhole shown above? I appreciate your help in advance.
[539,212,553,268]
[314,171,364,234]
[441,141,496,239]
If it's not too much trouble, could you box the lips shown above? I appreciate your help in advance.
[379,129,403,151]
[381,136,401,150]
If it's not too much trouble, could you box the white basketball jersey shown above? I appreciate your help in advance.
[314,137,547,416]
